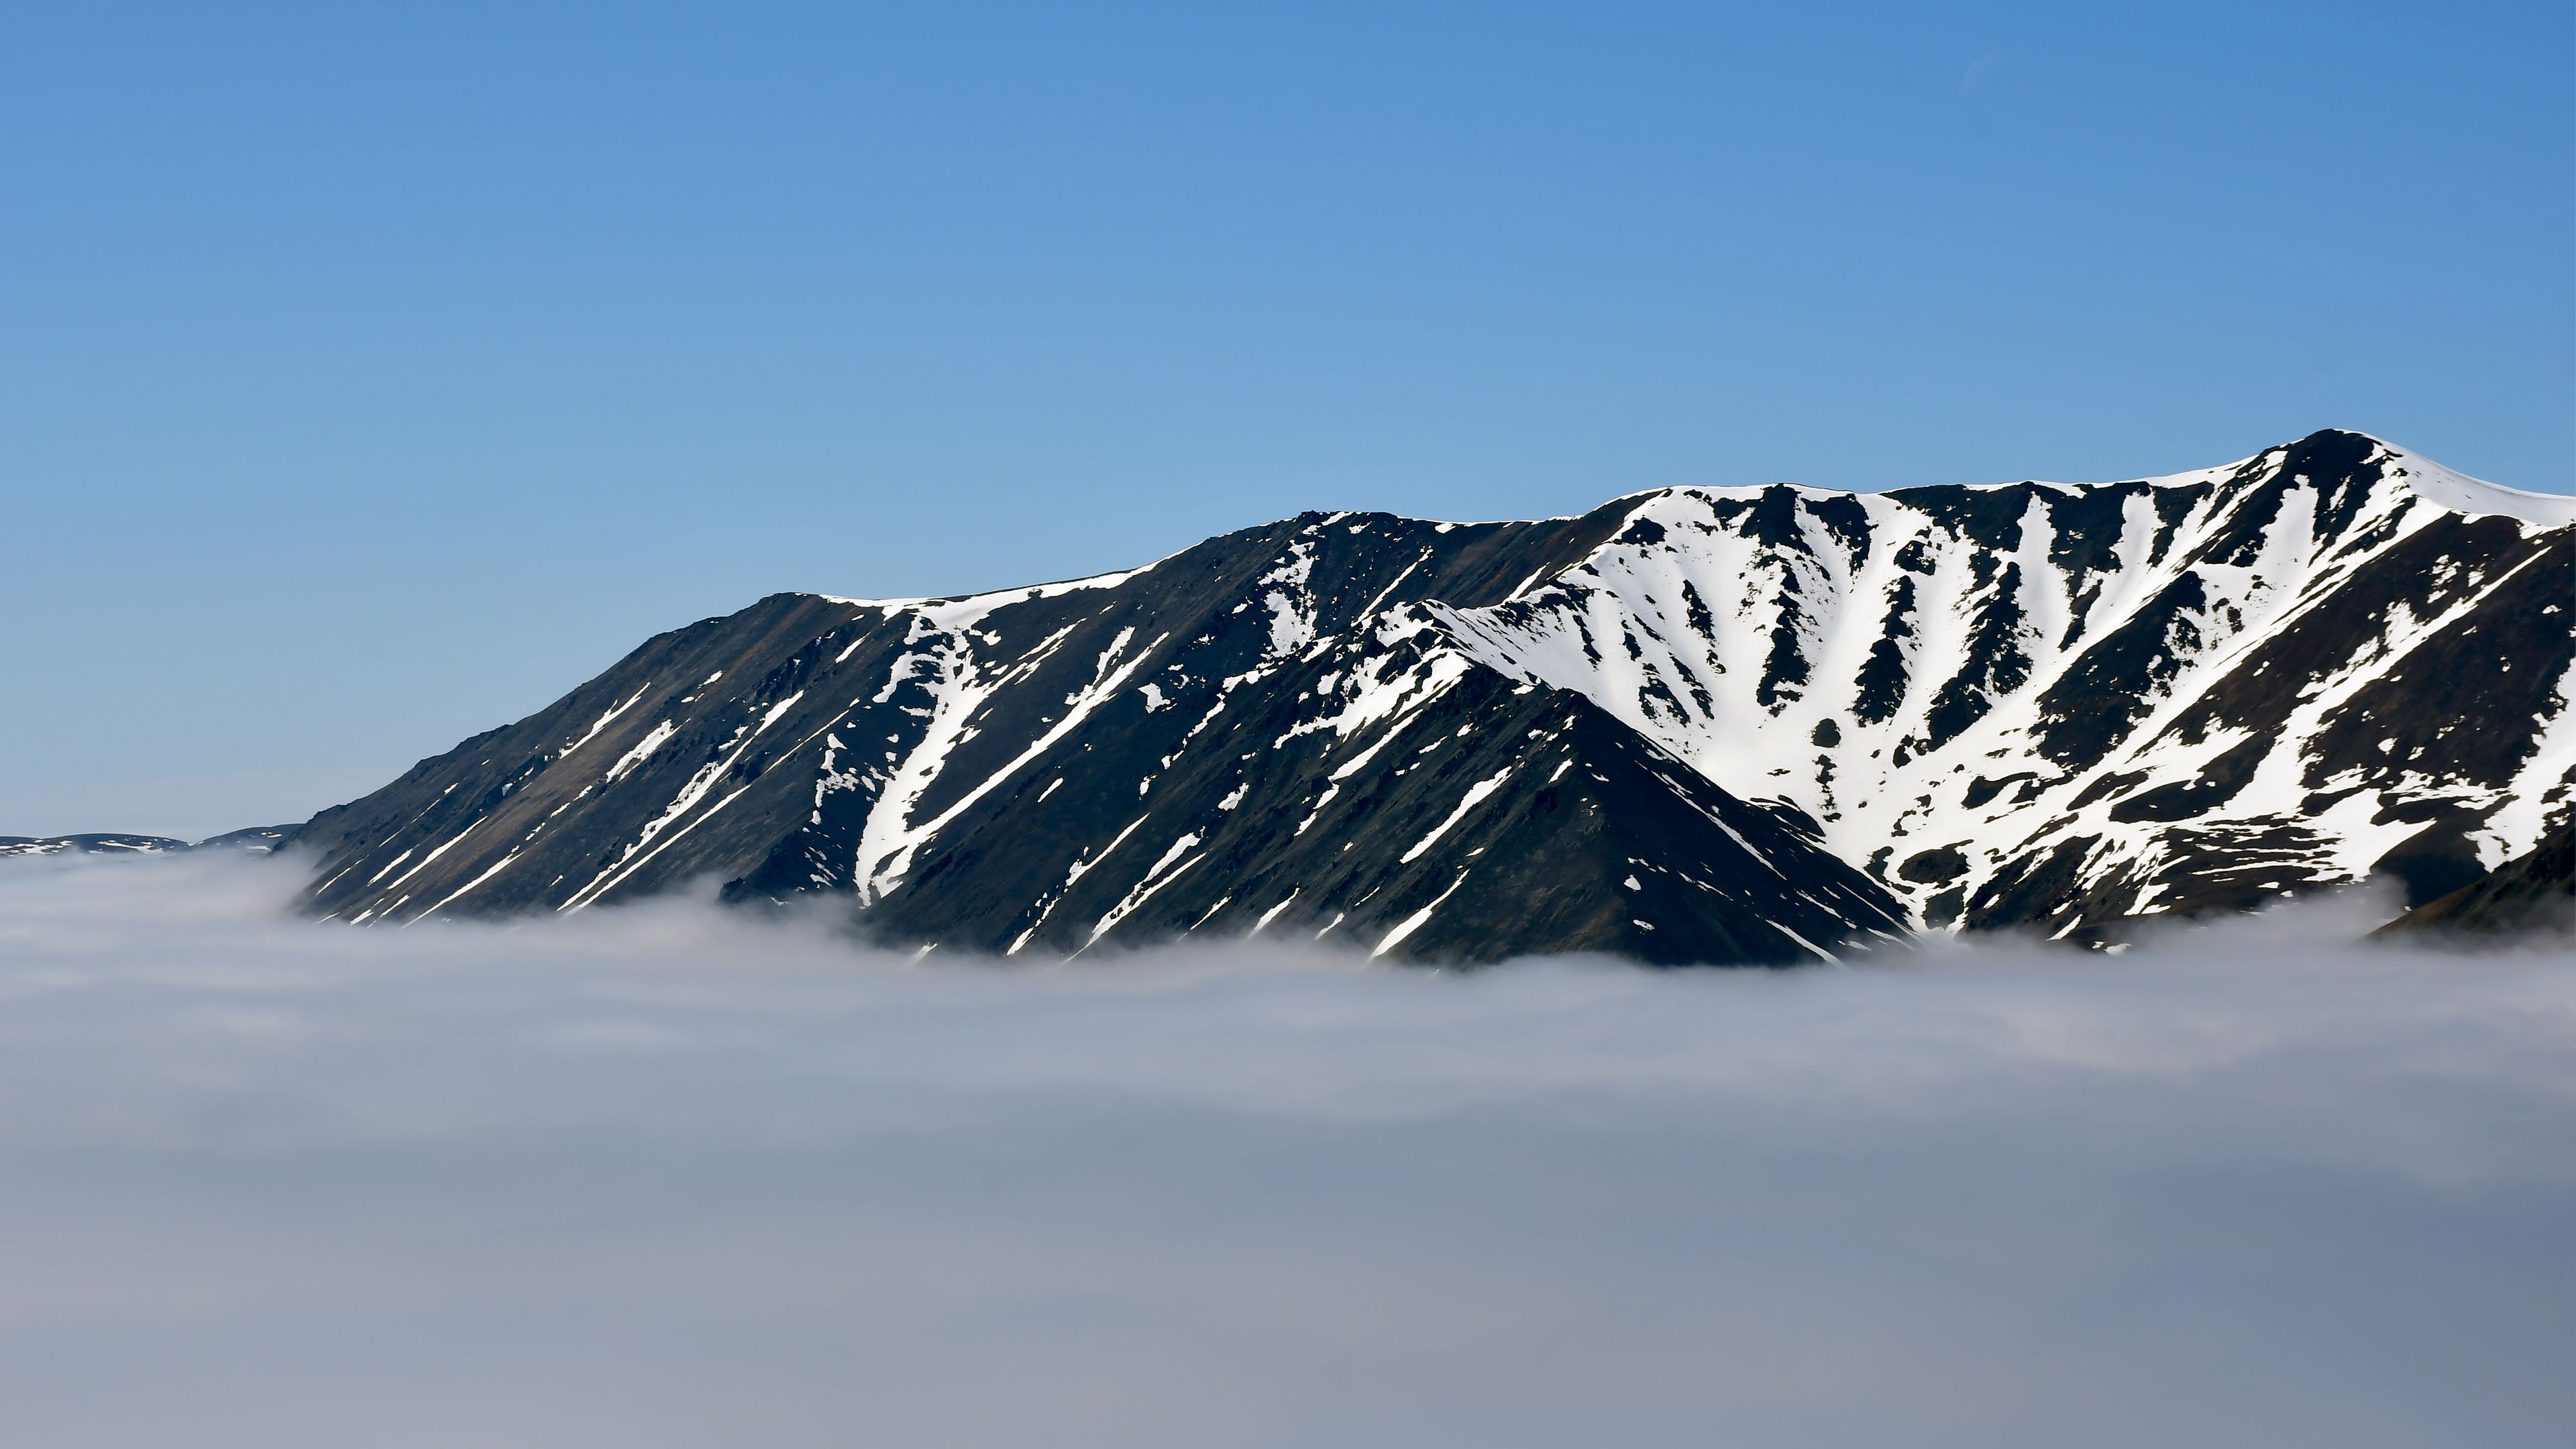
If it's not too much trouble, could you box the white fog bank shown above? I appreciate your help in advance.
[0,851,2569,1448]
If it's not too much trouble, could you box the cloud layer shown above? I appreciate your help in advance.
[0,852,2569,1447]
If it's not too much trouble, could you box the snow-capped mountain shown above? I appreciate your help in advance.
[290,431,2576,963]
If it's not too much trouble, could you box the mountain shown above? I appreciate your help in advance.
[286,430,2575,963]
[0,826,298,859]
[0,833,193,859]
[2373,824,2573,943]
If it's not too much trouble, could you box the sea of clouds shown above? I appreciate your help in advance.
[0,849,2567,1447]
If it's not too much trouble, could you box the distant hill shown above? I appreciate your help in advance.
[0,826,297,859]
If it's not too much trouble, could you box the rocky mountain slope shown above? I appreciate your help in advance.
[2373,824,2573,942]
[288,430,2575,963]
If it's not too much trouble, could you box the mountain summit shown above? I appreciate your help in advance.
[290,431,2575,963]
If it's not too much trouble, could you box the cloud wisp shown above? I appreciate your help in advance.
[0,851,2569,1448]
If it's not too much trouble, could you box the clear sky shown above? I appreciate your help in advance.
[6,1,2570,839]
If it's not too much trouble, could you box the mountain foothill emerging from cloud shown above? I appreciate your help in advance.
[13,431,2574,961]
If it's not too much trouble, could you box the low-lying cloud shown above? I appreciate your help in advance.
[0,851,2568,1447]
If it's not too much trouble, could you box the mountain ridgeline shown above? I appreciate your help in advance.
[291,431,2576,963]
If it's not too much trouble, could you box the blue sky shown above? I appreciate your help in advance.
[5,1,2570,837]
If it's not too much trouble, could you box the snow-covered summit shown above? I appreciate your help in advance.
[2371,445,2576,527]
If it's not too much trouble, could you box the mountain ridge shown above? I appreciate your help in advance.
[0,826,299,859]
[278,429,2575,963]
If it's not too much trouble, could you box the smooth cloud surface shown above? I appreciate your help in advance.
[0,852,2569,1447]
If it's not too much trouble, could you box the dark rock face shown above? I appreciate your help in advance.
[2373,826,2575,943]
[285,431,2576,962]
